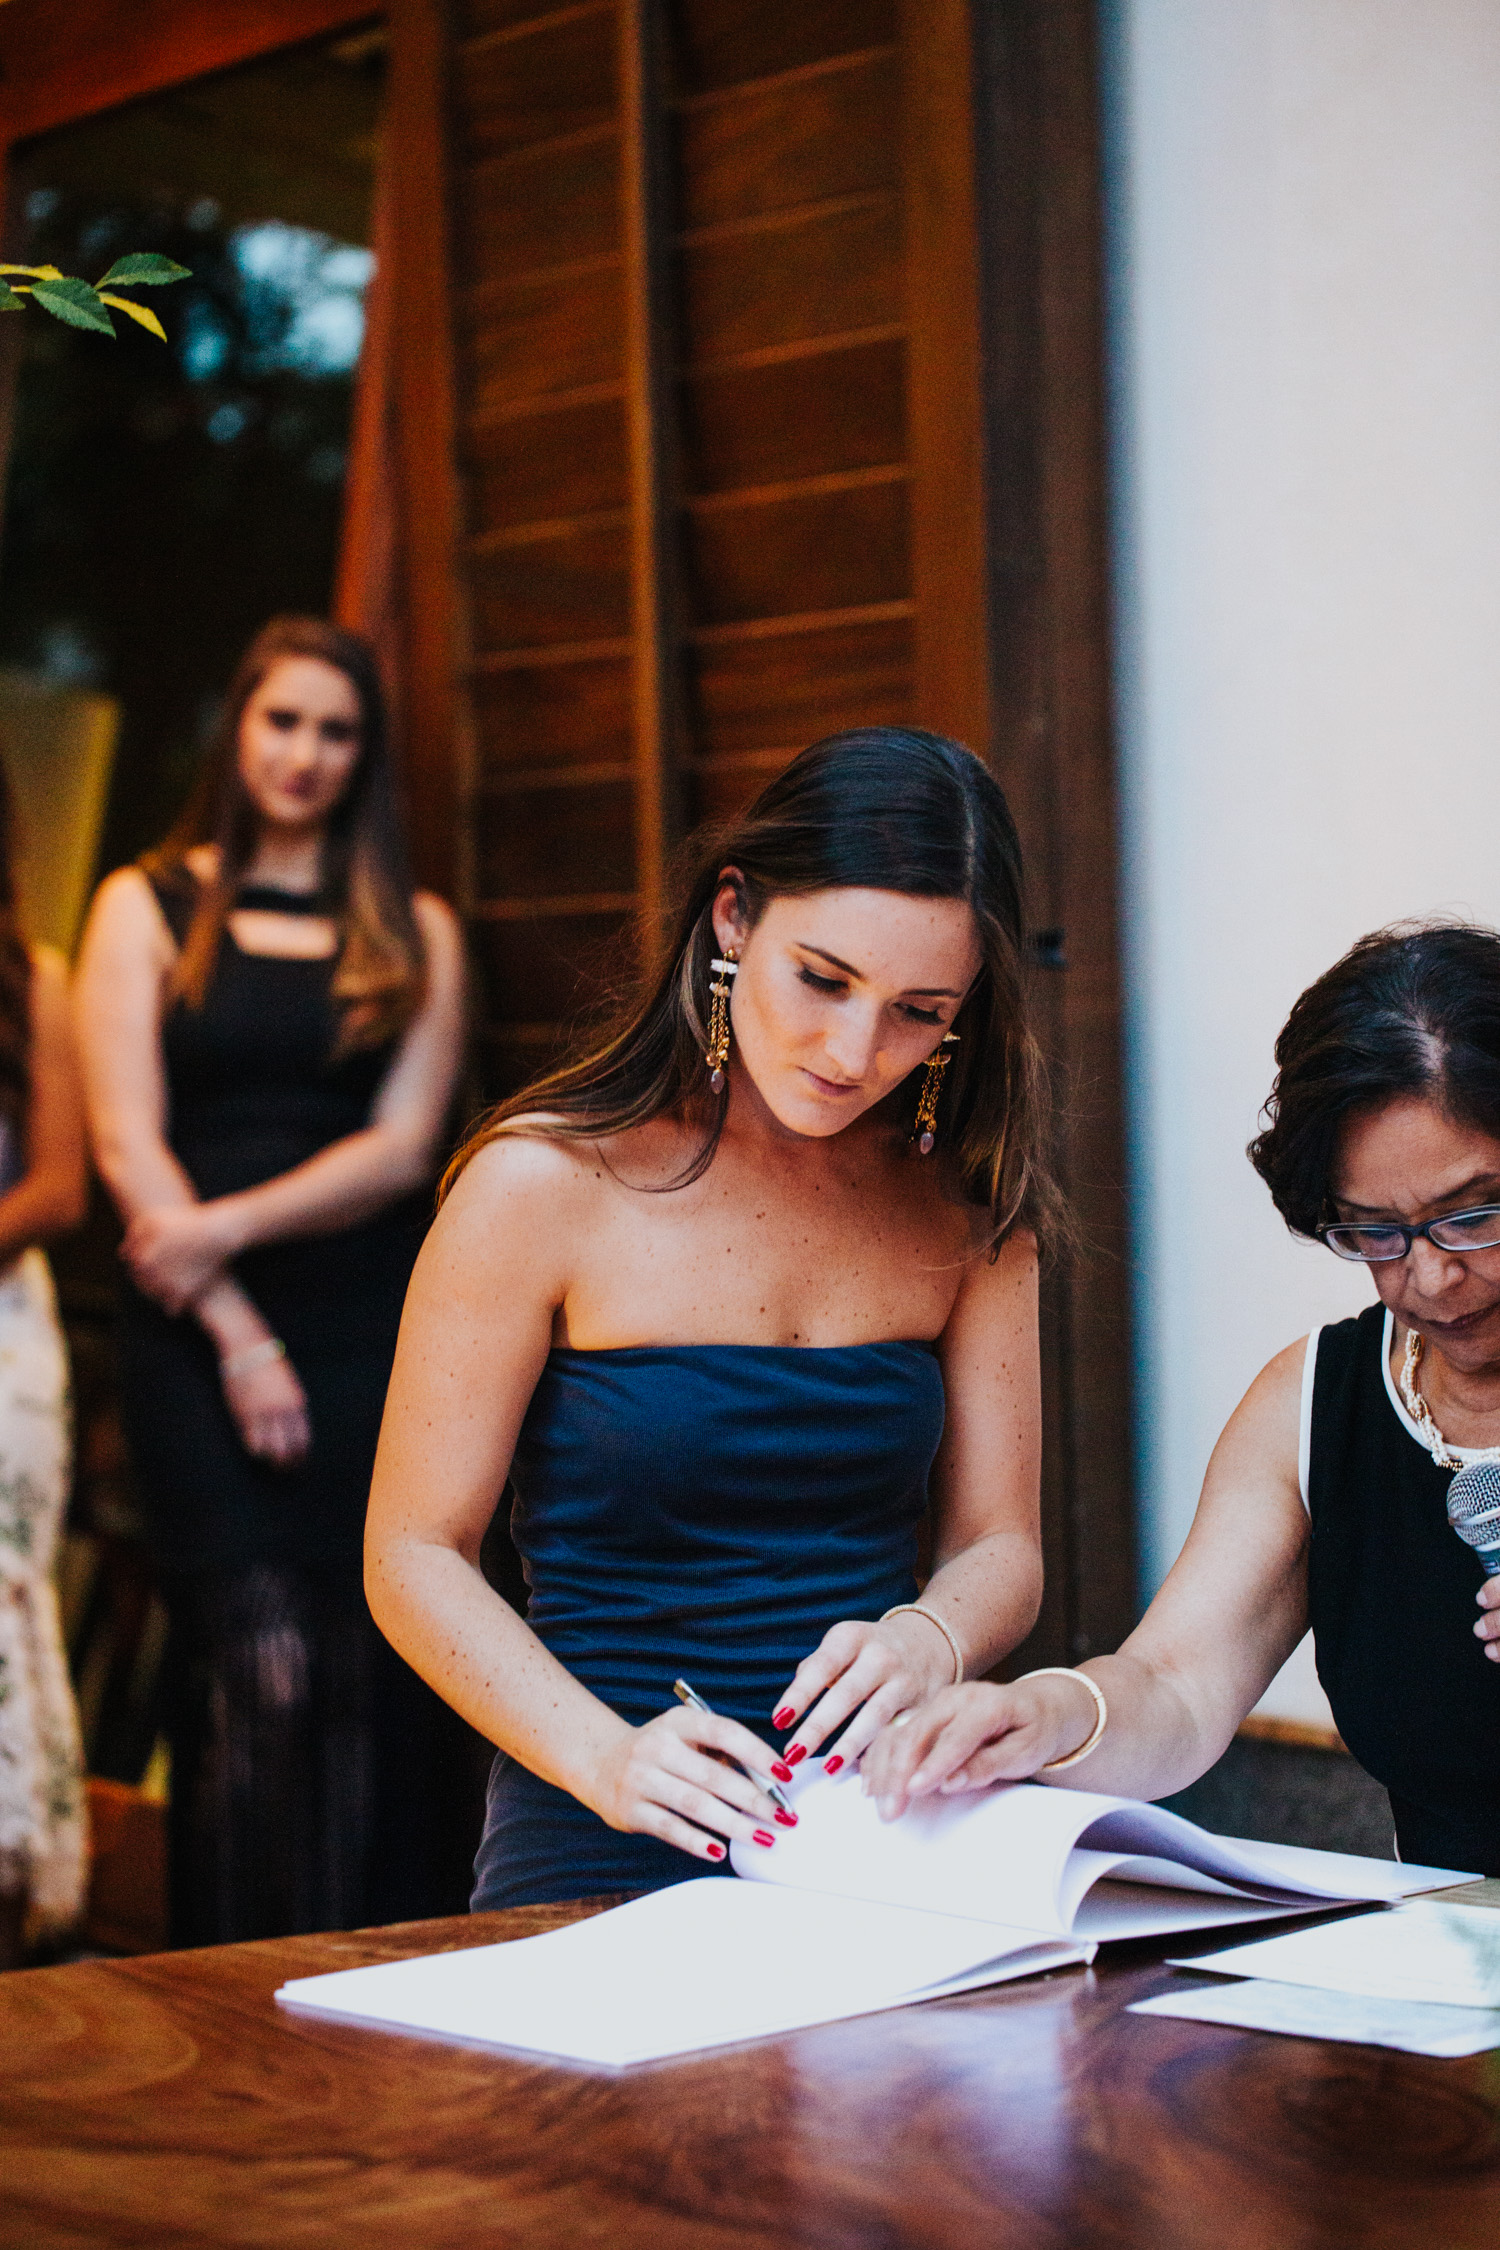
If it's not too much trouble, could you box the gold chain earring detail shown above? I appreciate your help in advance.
[705,952,738,1092]
[913,1032,960,1155]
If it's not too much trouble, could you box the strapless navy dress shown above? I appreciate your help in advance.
[471,1341,945,1907]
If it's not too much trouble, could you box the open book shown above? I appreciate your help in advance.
[276,1767,1473,2067]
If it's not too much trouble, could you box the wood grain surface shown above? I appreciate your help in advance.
[7,1898,1500,2248]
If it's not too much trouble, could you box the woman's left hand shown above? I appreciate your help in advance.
[769,1612,961,1775]
[122,1201,242,1312]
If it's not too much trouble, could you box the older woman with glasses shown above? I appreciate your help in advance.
[865,920,1500,1878]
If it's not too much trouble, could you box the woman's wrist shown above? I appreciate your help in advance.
[1019,1667,1108,1771]
[881,1603,965,1687]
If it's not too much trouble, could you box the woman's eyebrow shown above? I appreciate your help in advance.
[797,943,963,998]
[1340,1174,1500,1214]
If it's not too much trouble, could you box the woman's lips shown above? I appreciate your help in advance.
[801,1069,861,1098]
[1421,1303,1500,1337]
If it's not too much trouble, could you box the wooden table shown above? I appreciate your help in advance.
[7,1898,1500,2248]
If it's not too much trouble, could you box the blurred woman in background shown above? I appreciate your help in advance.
[0,755,89,1968]
[74,617,465,1945]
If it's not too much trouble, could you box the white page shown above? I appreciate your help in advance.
[731,1769,1469,1936]
[1173,1900,1500,2010]
[276,1880,1084,2067]
[1131,1978,1500,2057]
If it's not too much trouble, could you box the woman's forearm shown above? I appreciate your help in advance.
[366,1535,634,1810]
[1040,1651,1235,1799]
[204,1123,433,1255]
[920,1528,1044,1681]
[0,1165,87,1265]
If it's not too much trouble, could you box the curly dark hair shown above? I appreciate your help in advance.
[1248,919,1500,1238]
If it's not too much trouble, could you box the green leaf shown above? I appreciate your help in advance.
[95,254,191,289]
[30,278,115,335]
[0,281,22,313]
[99,292,168,342]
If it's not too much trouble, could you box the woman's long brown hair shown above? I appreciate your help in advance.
[445,728,1069,1257]
[143,616,423,1053]
[0,753,32,1126]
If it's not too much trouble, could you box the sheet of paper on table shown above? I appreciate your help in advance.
[276,1772,1473,2067]
[1130,1978,1500,2057]
[1170,1900,1500,2011]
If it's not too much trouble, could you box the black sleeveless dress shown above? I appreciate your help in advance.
[119,869,428,1576]
[1307,1303,1500,1875]
[117,868,456,1944]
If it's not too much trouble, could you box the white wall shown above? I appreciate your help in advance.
[1103,0,1500,1723]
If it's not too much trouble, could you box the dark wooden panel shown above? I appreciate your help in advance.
[682,197,901,363]
[684,475,909,626]
[464,268,625,410]
[466,395,630,532]
[0,0,376,145]
[677,48,898,227]
[672,0,898,97]
[475,777,635,896]
[686,751,796,828]
[458,0,561,34]
[460,129,620,287]
[470,521,632,651]
[682,338,904,494]
[686,614,913,759]
[390,0,467,904]
[472,654,633,769]
[475,908,631,1023]
[479,1026,575,1099]
[454,2,617,163]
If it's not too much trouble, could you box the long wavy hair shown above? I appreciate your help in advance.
[447,727,1067,1254]
[143,616,423,1054]
[0,754,31,1127]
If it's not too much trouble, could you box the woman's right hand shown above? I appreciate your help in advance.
[860,1674,1103,1820]
[590,1704,791,1864]
[220,1348,312,1467]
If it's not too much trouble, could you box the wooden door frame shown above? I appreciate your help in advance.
[0,0,468,904]
[903,0,1134,1663]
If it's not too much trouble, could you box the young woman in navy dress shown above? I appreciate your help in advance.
[75,617,466,1941]
[867,923,1500,1879]
[367,728,1060,1906]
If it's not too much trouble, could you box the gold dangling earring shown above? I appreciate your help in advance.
[913,1032,960,1155]
[705,951,738,1092]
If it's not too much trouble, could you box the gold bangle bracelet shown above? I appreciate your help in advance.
[1019,1666,1108,1771]
[880,1603,964,1686]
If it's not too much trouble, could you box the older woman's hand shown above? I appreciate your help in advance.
[859,1673,1103,1820]
[122,1201,242,1312]
[768,1613,961,1777]
[1476,1576,1500,1661]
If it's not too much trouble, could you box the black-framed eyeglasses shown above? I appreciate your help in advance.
[1319,1204,1500,1263]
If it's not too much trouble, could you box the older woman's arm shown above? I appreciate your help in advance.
[862,1337,1310,1815]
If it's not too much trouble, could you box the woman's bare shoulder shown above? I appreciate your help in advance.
[83,864,173,950]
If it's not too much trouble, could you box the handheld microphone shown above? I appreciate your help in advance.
[1445,1457,1500,1578]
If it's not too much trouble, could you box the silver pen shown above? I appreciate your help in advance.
[673,1676,792,1814]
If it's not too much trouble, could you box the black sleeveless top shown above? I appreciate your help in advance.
[149,867,427,1345]
[1308,1303,1500,1874]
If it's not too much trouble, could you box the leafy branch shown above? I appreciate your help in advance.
[0,254,191,341]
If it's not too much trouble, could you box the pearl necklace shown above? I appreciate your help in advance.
[1398,1327,1500,1472]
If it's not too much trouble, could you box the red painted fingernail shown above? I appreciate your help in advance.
[773,1707,795,1729]
[753,1830,775,1848]
[774,1808,798,1827]
[785,1744,808,1767]
[706,1842,725,1860]
[770,1761,794,1784]
[824,1755,844,1776]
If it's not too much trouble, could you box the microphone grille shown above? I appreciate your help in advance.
[1445,1457,1500,1558]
